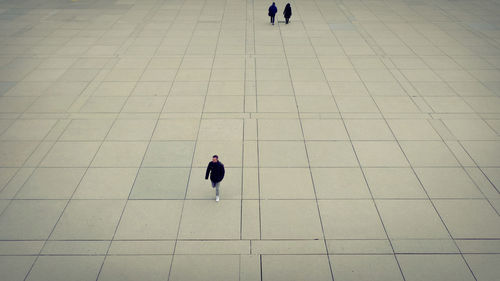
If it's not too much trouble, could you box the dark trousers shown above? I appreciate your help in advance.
[270,15,275,24]
[285,17,289,24]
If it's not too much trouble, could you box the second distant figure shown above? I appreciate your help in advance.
[283,3,292,24]
[268,2,278,25]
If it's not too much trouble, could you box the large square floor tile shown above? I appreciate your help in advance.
[399,141,459,167]
[353,141,409,167]
[260,168,315,199]
[142,141,195,167]
[301,119,349,140]
[0,141,39,167]
[115,200,183,239]
[262,255,333,281]
[306,141,358,167]
[258,119,303,140]
[319,200,386,239]
[397,254,475,281]
[40,141,101,167]
[363,168,426,198]
[106,119,156,141]
[259,141,308,167]
[26,256,104,281]
[387,119,441,140]
[464,254,500,281]
[98,255,171,281]
[59,119,113,141]
[330,255,404,281]
[15,168,85,199]
[91,142,148,167]
[0,119,56,140]
[50,200,125,240]
[152,119,200,141]
[169,255,239,281]
[130,168,189,199]
[261,200,323,239]
[344,119,394,140]
[377,200,450,239]
[178,200,240,239]
[0,200,66,240]
[415,168,483,198]
[0,256,36,281]
[73,168,138,199]
[433,200,500,238]
[461,141,500,166]
[198,119,243,141]
[311,168,370,199]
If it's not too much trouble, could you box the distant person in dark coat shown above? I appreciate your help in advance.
[205,155,225,202]
[283,3,292,24]
[268,2,278,25]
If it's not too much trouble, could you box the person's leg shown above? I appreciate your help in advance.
[271,16,275,24]
[215,182,220,201]
[286,18,289,24]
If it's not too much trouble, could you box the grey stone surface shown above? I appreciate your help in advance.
[0,0,499,279]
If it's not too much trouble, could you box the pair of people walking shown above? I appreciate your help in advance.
[268,2,292,25]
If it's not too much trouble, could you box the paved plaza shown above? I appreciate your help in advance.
[0,0,500,280]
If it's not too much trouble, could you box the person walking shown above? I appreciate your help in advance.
[283,3,292,24]
[205,155,225,202]
[268,2,278,25]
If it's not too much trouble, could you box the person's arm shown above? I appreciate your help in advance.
[220,164,225,180]
[205,163,211,180]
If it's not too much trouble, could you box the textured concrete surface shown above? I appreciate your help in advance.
[0,0,499,280]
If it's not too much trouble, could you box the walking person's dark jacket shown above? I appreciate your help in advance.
[205,161,225,183]
[283,4,292,19]
[268,3,277,16]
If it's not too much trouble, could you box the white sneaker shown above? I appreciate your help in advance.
[216,196,219,202]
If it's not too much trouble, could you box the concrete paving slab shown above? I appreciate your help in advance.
[1,0,499,279]
[178,199,241,239]
[50,200,125,240]
[434,199,500,239]
[260,168,315,199]
[464,254,500,281]
[15,168,85,199]
[115,200,183,240]
[415,168,484,199]
[261,200,322,239]
[330,255,403,281]
[312,168,369,199]
[0,200,66,240]
[377,200,450,239]
[0,256,36,281]
[319,200,386,239]
[40,141,101,167]
[130,168,188,199]
[98,255,171,281]
[26,256,104,281]
[306,141,358,167]
[169,255,239,281]
[397,254,475,281]
[74,168,137,199]
[262,255,332,281]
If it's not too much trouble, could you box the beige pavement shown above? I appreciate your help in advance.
[0,0,500,280]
